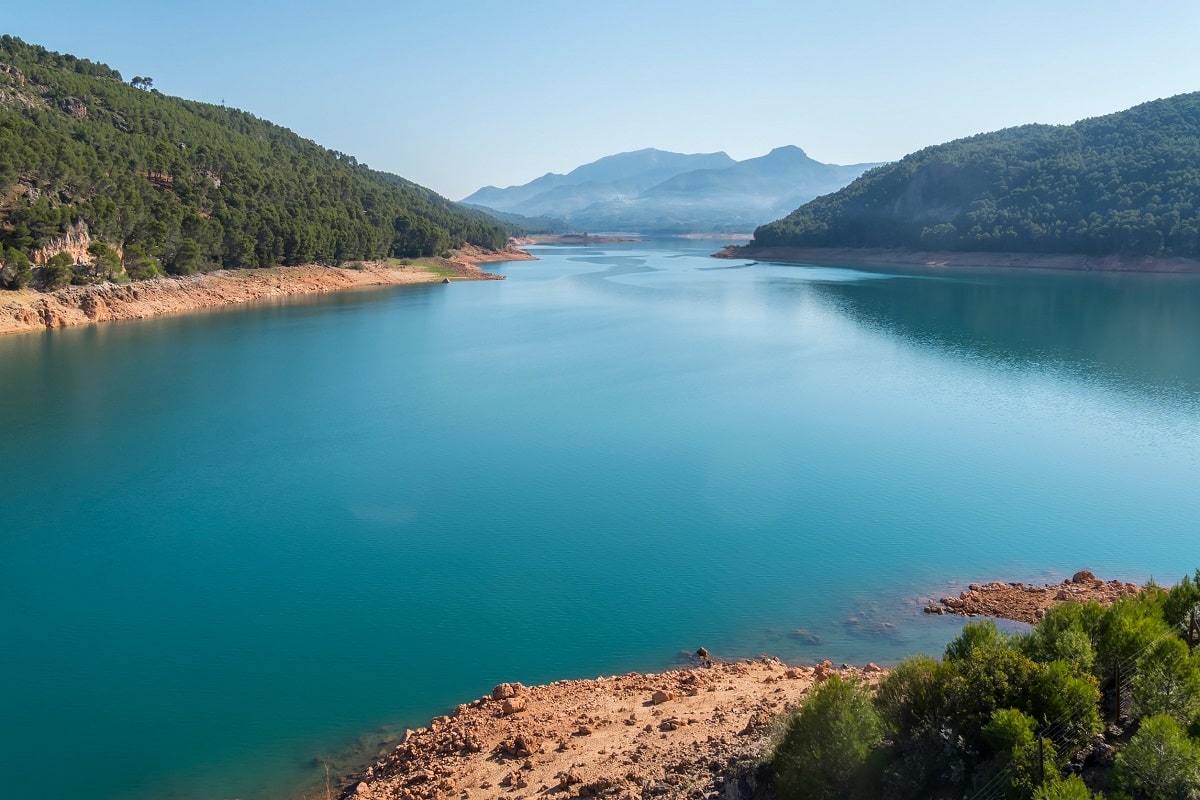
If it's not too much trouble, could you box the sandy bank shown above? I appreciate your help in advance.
[0,246,533,336]
[715,245,1200,274]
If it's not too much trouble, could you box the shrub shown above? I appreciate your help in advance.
[1,247,32,289]
[41,252,73,290]
[1112,714,1200,800]
[774,675,883,800]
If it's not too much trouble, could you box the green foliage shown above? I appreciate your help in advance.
[1112,714,1200,800]
[774,675,884,800]
[0,36,509,286]
[1132,637,1200,726]
[1096,598,1176,680]
[169,238,203,275]
[775,574,1200,800]
[1021,604,1099,674]
[981,708,1057,800]
[753,93,1200,259]
[1033,775,1098,800]
[1163,570,1200,636]
[876,654,944,740]
[41,251,72,289]
[75,241,123,284]
[122,243,159,280]
[1,246,32,289]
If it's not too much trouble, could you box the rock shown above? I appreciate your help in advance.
[355,781,370,794]
[501,697,526,715]
[492,682,524,700]
[1072,570,1097,584]
[59,96,88,119]
[696,646,709,659]
[557,771,583,789]
[863,663,884,673]
[652,689,675,705]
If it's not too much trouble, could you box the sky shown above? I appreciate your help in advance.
[7,1,1200,200]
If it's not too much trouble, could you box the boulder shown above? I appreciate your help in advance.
[492,682,524,700]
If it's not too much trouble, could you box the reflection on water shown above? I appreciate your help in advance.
[1,241,1198,800]
[798,264,1200,399]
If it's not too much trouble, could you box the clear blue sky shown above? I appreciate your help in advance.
[7,1,1199,199]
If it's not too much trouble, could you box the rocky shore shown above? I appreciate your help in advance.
[0,245,534,336]
[925,570,1143,624]
[341,657,885,800]
[340,572,1142,800]
[713,244,1200,273]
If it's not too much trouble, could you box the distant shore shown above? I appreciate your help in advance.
[714,244,1200,273]
[0,245,534,336]
[514,233,643,245]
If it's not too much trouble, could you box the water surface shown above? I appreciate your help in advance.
[1,240,1198,799]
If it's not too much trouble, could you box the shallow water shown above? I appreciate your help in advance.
[1,240,1198,799]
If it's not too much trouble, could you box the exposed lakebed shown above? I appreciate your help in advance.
[1,240,1197,799]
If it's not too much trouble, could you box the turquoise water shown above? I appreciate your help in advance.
[2,239,1198,799]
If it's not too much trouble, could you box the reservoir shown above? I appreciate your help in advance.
[1,239,1198,799]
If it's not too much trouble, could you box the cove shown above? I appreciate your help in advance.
[1,239,1198,799]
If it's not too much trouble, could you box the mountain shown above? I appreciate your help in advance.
[751,93,1200,259]
[464,148,737,219]
[0,36,509,290]
[462,147,879,233]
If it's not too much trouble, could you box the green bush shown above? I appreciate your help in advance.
[1112,714,1200,800]
[1132,637,1200,725]
[1033,775,1098,800]
[1,246,32,289]
[41,251,73,290]
[774,675,884,800]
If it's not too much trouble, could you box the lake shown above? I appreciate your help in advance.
[1,239,1198,799]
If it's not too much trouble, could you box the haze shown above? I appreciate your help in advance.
[8,0,1199,199]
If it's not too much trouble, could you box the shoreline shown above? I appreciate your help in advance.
[714,244,1200,274]
[338,571,1141,800]
[339,657,885,800]
[0,246,534,336]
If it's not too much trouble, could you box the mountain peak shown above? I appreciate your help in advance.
[767,145,809,158]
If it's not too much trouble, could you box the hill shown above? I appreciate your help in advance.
[462,147,880,234]
[0,36,510,290]
[750,93,1200,259]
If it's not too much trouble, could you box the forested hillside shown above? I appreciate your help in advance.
[0,36,509,290]
[752,93,1200,259]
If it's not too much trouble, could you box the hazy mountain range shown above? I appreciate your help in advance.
[462,147,882,234]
